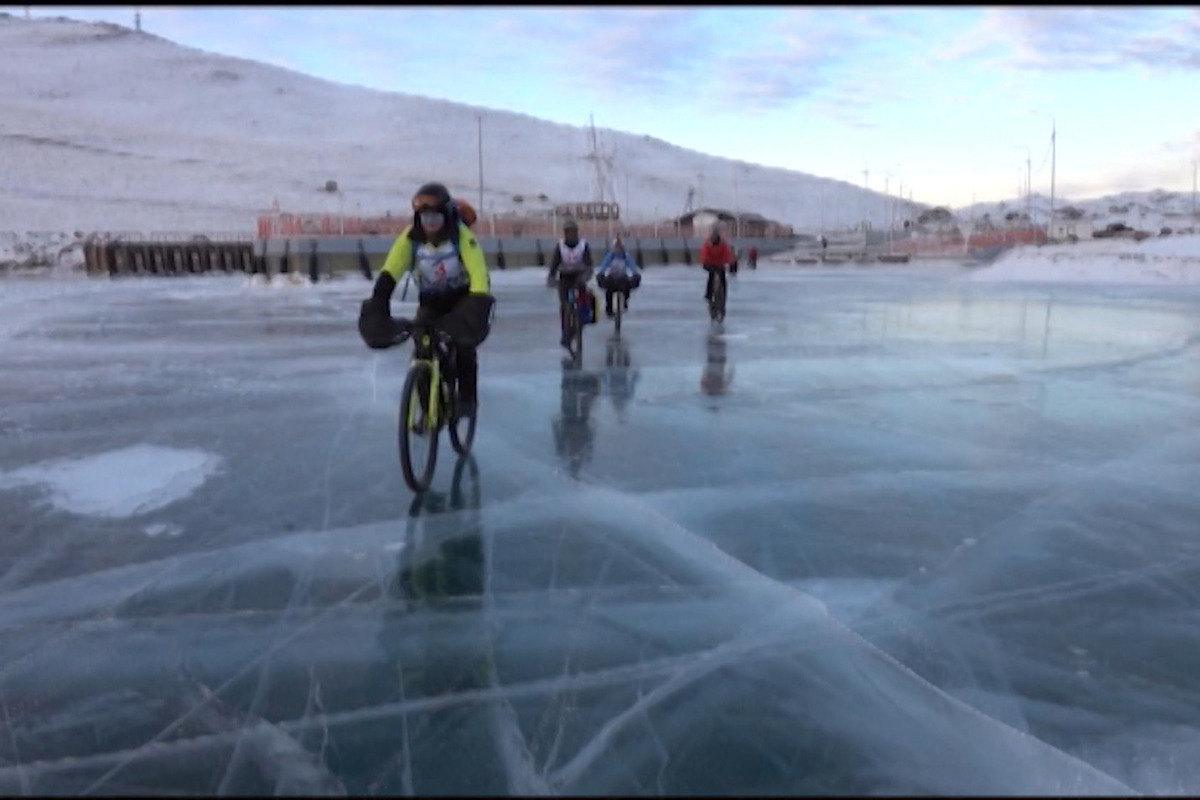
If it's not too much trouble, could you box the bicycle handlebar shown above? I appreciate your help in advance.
[390,321,453,348]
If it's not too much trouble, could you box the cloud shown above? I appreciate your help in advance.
[940,7,1200,72]
[490,7,711,100]
[713,8,921,116]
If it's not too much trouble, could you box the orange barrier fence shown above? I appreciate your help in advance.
[255,214,794,241]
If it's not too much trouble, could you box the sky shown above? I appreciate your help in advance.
[5,5,1199,210]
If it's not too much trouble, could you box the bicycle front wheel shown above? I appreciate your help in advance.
[571,305,584,360]
[399,361,439,492]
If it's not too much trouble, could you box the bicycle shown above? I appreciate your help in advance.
[612,283,623,334]
[394,323,476,493]
[707,267,727,323]
[560,281,590,360]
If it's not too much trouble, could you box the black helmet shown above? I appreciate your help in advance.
[412,182,453,215]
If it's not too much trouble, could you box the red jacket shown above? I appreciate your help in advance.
[700,237,733,269]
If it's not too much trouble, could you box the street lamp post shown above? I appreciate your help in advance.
[476,114,484,214]
[1014,145,1032,222]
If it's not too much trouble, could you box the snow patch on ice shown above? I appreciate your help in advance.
[0,444,222,518]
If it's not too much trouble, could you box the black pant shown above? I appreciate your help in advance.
[412,301,478,405]
[604,287,630,313]
[704,267,727,301]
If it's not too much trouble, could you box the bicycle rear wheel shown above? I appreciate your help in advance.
[708,284,721,322]
[613,291,623,333]
[399,361,439,492]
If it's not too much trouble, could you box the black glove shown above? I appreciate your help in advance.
[455,293,496,346]
[358,298,396,349]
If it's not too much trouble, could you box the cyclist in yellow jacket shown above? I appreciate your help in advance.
[358,182,495,417]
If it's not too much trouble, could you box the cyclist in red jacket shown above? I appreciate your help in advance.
[699,225,733,305]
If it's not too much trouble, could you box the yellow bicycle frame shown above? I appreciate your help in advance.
[406,331,444,430]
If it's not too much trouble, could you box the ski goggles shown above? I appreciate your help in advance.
[418,210,445,228]
[412,193,447,213]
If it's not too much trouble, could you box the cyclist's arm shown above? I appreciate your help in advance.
[367,230,414,308]
[457,225,490,294]
[579,244,595,283]
[379,227,415,289]
[547,246,562,283]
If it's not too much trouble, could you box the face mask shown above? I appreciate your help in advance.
[419,210,444,229]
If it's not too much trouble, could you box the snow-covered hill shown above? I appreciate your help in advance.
[3,12,1198,282]
[0,13,906,237]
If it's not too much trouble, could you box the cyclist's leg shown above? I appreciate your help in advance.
[455,344,478,409]
[705,268,715,301]
[556,276,573,344]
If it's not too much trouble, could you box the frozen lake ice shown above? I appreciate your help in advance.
[1,263,1199,794]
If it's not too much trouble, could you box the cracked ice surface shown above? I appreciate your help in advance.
[1,264,1200,794]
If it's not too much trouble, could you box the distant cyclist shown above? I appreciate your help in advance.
[699,224,733,306]
[595,236,642,318]
[357,181,495,418]
[547,219,594,350]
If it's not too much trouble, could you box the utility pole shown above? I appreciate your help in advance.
[1026,152,1032,222]
[861,165,869,245]
[476,114,483,214]
[134,6,141,32]
[733,166,740,238]
[1189,158,1197,217]
[1049,118,1056,226]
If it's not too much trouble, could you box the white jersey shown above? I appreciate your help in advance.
[413,238,467,297]
[557,239,589,274]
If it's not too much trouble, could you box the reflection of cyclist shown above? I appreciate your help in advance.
[546,220,594,351]
[552,360,602,478]
[358,182,495,418]
[595,236,642,318]
[603,334,640,422]
[395,455,483,606]
[700,332,734,397]
[699,225,733,306]
[368,456,486,713]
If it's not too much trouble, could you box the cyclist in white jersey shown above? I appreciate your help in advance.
[546,219,594,350]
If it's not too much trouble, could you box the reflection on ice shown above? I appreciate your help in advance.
[0,480,1139,795]
[700,329,734,402]
[552,360,601,479]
